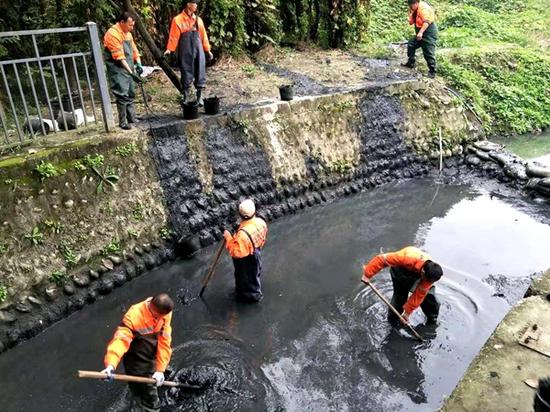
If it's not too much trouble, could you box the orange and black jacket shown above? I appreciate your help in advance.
[104,297,172,373]
[166,12,211,53]
[103,22,140,62]
[224,217,268,259]
[363,246,433,315]
[408,1,435,29]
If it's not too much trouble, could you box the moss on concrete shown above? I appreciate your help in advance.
[0,129,167,308]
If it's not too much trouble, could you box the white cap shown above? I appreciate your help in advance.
[238,199,255,218]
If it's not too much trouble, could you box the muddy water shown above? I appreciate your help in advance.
[2,179,550,412]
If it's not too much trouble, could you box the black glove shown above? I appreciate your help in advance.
[135,62,144,75]
[130,72,143,83]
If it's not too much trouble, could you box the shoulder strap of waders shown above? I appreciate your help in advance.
[239,228,256,250]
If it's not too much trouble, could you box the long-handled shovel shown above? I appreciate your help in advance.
[361,279,424,342]
[198,239,226,298]
[77,370,203,391]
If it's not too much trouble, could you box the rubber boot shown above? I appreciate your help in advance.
[401,60,415,69]
[196,88,204,107]
[126,102,138,123]
[117,102,131,130]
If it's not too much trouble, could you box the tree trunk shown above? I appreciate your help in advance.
[115,0,181,91]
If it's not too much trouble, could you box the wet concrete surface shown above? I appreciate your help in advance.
[1,178,550,411]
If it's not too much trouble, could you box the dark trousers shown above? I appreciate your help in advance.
[127,382,160,412]
[388,266,440,324]
[407,23,438,73]
[233,249,263,302]
[177,31,206,90]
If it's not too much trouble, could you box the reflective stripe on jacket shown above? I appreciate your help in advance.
[408,1,435,29]
[104,297,172,372]
[224,217,268,259]
[166,12,211,53]
[103,23,140,62]
[363,246,434,315]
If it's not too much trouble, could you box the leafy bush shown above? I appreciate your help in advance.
[439,49,550,134]
[204,0,247,54]
[35,161,58,180]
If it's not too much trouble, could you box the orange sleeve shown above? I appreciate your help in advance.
[363,249,409,279]
[103,30,126,61]
[104,313,135,368]
[130,35,140,62]
[363,254,388,279]
[403,279,433,314]
[155,312,172,372]
[198,18,211,52]
[166,17,180,52]
[224,230,252,258]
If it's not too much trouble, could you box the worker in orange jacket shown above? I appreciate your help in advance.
[164,0,213,106]
[103,12,143,129]
[402,0,438,78]
[101,294,174,411]
[223,199,268,302]
[362,246,443,325]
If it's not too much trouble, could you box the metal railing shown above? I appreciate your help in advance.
[0,23,115,148]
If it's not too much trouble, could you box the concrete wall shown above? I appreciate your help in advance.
[0,78,482,352]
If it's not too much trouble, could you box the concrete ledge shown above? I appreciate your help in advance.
[441,269,550,412]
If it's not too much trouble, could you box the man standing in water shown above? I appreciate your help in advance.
[103,12,143,129]
[362,246,443,324]
[224,199,268,302]
[164,0,213,106]
[402,0,438,78]
[101,293,174,411]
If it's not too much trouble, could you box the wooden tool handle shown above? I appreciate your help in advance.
[362,279,424,342]
[199,238,226,297]
[77,370,179,387]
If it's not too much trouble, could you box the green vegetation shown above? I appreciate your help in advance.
[59,241,78,267]
[1,0,366,58]
[44,219,64,235]
[132,203,146,221]
[0,244,6,256]
[159,227,171,240]
[34,161,58,180]
[101,238,120,256]
[83,154,105,168]
[24,226,44,245]
[364,0,550,135]
[49,270,66,286]
[331,159,354,175]
[115,143,137,157]
[127,229,139,239]
[93,166,120,195]
[0,285,7,303]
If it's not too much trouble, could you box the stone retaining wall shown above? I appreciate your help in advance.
[0,78,482,353]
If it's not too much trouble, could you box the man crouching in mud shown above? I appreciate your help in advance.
[362,246,443,325]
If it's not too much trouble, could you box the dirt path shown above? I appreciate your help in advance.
[135,46,422,117]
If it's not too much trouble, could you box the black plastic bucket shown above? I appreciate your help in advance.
[204,96,220,115]
[182,101,199,120]
[279,85,294,101]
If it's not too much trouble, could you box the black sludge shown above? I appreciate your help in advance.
[161,329,281,411]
